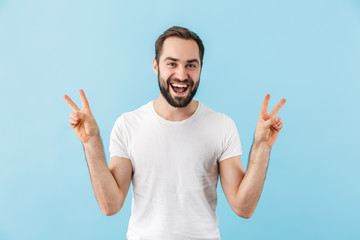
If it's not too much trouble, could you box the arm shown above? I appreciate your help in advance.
[83,138,132,216]
[64,89,132,216]
[219,143,270,219]
[219,94,286,218]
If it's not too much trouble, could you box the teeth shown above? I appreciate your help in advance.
[171,83,187,88]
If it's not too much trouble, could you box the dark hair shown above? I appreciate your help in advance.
[155,26,205,66]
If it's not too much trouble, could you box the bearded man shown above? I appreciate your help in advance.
[64,26,286,240]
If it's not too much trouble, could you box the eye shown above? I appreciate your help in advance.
[168,62,176,67]
[187,64,196,68]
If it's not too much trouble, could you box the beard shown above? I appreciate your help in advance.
[157,69,200,108]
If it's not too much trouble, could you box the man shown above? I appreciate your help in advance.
[64,26,286,239]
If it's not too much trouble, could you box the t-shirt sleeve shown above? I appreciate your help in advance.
[218,114,242,162]
[109,115,130,159]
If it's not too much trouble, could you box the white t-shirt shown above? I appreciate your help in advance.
[109,101,242,240]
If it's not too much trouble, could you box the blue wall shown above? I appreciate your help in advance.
[0,0,359,239]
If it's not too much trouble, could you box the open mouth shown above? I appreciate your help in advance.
[170,83,189,96]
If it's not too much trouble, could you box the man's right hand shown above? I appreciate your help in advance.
[63,89,99,144]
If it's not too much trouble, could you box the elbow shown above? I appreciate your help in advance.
[100,204,122,216]
[238,212,253,219]
[102,208,119,216]
[102,207,120,216]
[234,208,254,219]
[99,193,125,216]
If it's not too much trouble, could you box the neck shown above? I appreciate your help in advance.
[153,94,199,121]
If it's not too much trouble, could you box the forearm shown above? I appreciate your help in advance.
[83,136,123,215]
[234,141,271,218]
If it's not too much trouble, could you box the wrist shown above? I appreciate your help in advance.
[252,141,271,152]
[83,135,102,148]
[248,141,271,167]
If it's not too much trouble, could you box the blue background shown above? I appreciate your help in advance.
[0,0,359,239]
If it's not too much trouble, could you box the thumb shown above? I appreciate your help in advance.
[264,117,281,128]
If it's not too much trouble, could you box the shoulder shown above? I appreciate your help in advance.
[112,101,153,129]
[115,102,152,122]
[199,102,234,124]
[198,102,239,137]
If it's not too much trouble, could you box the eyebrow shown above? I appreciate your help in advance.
[164,57,199,64]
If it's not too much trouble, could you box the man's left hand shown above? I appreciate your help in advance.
[254,94,286,148]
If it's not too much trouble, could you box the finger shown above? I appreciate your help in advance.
[69,118,78,126]
[272,122,283,132]
[79,89,90,111]
[260,94,270,116]
[273,121,283,129]
[264,116,281,128]
[69,112,81,121]
[69,112,85,124]
[63,95,80,112]
[270,98,286,117]
[69,113,79,123]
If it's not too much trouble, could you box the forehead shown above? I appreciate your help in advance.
[160,37,200,61]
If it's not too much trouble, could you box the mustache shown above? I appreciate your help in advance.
[166,77,194,87]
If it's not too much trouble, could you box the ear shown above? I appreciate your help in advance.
[153,58,158,75]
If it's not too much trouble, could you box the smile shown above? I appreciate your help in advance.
[170,83,189,96]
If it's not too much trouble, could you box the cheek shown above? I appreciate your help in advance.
[190,72,200,82]
[159,68,172,79]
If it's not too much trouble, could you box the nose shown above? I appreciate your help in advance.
[174,66,188,81]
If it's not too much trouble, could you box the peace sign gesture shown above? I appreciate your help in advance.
[63,89,99,144]
[254,94,286,148]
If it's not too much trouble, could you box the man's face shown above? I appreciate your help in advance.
[154,37,201,108]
